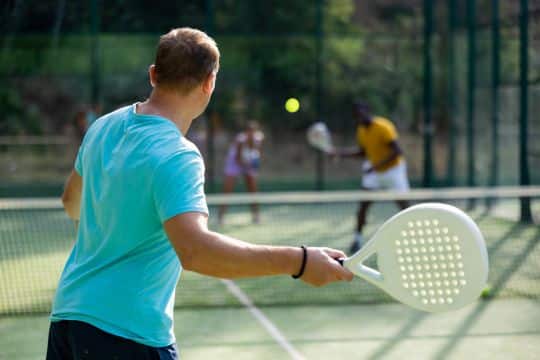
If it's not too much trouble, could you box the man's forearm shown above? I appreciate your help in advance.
[336,147,364,158]
[176,229,303,279]
[164,212,352,286]
[372,153,399,171]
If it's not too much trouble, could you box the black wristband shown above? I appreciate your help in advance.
[292,245,307,279]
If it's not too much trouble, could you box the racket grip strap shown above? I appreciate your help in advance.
[292,245,308,279]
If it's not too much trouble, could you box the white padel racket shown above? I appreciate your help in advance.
[339,203,489,312]
[307,122,334,153]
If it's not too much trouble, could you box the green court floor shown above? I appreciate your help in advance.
[1,298,539,359]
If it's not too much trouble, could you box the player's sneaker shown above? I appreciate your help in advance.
[252,213,260,224]
[349,233,364,254]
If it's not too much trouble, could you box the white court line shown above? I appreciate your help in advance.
[221,279,305,360]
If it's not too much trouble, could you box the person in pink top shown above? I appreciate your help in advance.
[218,121,264,224]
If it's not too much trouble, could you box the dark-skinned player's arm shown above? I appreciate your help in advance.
[330,146,365,159]
[366,141,403,173]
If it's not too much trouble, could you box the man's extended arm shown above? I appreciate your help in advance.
[367,141,402,172]
[331,146,365,158]
[164,212,353,287]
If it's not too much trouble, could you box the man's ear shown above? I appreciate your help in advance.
[148,65,157,88]
[202,72,216,95]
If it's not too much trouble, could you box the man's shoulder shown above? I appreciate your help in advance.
[373,116,394,126]
[86,105,131,134]
[152,137,204,183]
[153,135,203,166]
[98,105,132,124]
[80,106,130,149]
[179,137,202,156]
[373,116,397,132]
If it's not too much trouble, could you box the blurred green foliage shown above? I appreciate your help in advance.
[0,88,41,135]
[0,0,537,135]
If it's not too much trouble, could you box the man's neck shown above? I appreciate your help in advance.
[137,88,196,135]
[363,115,374,127]
[360,121,373,128]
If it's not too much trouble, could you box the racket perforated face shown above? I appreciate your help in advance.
[344,203,489,312]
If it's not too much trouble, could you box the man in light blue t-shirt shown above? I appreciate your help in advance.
[47,28,353,360]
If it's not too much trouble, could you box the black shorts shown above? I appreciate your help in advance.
[46,320,178,360]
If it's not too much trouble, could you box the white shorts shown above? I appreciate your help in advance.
[362,160,410,192]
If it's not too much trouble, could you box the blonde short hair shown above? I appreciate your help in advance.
[154,27,220,94]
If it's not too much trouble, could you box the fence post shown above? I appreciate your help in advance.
[490,0,500,188]
[90,0,101,107]
[446,0,457,186]
[466,0,477,207]
[519,0,533,222]
[487,0,501,209]
[315,0,325,190]
[205,0,216,192]
[423,0,434,187]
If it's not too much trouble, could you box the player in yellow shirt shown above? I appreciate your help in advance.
[333,101,410,254]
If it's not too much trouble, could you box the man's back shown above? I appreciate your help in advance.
[47,28,352,360]
[51,104,208,347]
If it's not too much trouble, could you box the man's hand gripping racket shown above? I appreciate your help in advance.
[338,203,489,312]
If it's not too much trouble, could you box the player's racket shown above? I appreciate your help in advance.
[307,122,333,153]
[339,203,489,312]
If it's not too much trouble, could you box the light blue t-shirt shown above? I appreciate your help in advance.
[51,104,208,347]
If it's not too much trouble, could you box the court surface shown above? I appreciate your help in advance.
[1,195,539,359]
[1,298,539,359]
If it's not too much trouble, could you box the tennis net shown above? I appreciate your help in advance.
[1,186,539,315]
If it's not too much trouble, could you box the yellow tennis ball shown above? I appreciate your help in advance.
[285,98,300,113]
[481,285,492,299]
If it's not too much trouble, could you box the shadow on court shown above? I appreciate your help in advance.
[359,223,539,360]
[431,226,540,360]
[1,201,539,359]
